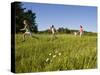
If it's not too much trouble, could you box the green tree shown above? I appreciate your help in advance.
[15,2,25,32]
[58,27,70,34]
[22,10,38,33]
[14,2,38,33]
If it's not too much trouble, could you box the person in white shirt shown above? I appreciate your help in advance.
[50,25,57,39]
[20,20,32,41]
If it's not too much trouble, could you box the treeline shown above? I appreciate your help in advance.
[38,27,97,36]
[14,2,38,33]
[38,27,71,34]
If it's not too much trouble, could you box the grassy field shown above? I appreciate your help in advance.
[15,33,97,73]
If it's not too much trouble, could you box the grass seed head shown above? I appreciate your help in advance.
[58,53,61,56]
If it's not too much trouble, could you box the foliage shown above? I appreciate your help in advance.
[57,27,71,34]
[14,2,38,33]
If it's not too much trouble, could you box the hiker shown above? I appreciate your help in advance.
[50,25,57,38]
[79,25,83,37]
[20,20,32,41]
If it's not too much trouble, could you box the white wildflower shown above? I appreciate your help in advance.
[46,58,49,62]
[49,53,52,56]
[58,53,61,56]
[53,55,56,58]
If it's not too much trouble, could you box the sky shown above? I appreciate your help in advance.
[22,2,97,32]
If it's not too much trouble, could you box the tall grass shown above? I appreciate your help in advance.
[15,34,97,73]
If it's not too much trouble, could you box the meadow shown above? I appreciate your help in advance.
[15,33,97,73]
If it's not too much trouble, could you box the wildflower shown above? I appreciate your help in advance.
[49,53,52,56]
[58,53,61,56]
[46,58,49,62]
[53,55,56,58]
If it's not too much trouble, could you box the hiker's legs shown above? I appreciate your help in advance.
[51,32,57,40]
[22,32,30,41]
[23,33,26,41]
[80,32,82,37]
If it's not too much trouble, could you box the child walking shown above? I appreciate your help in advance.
[79,25,83,37]
[20,20,32,41]
[50,25,57,39]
